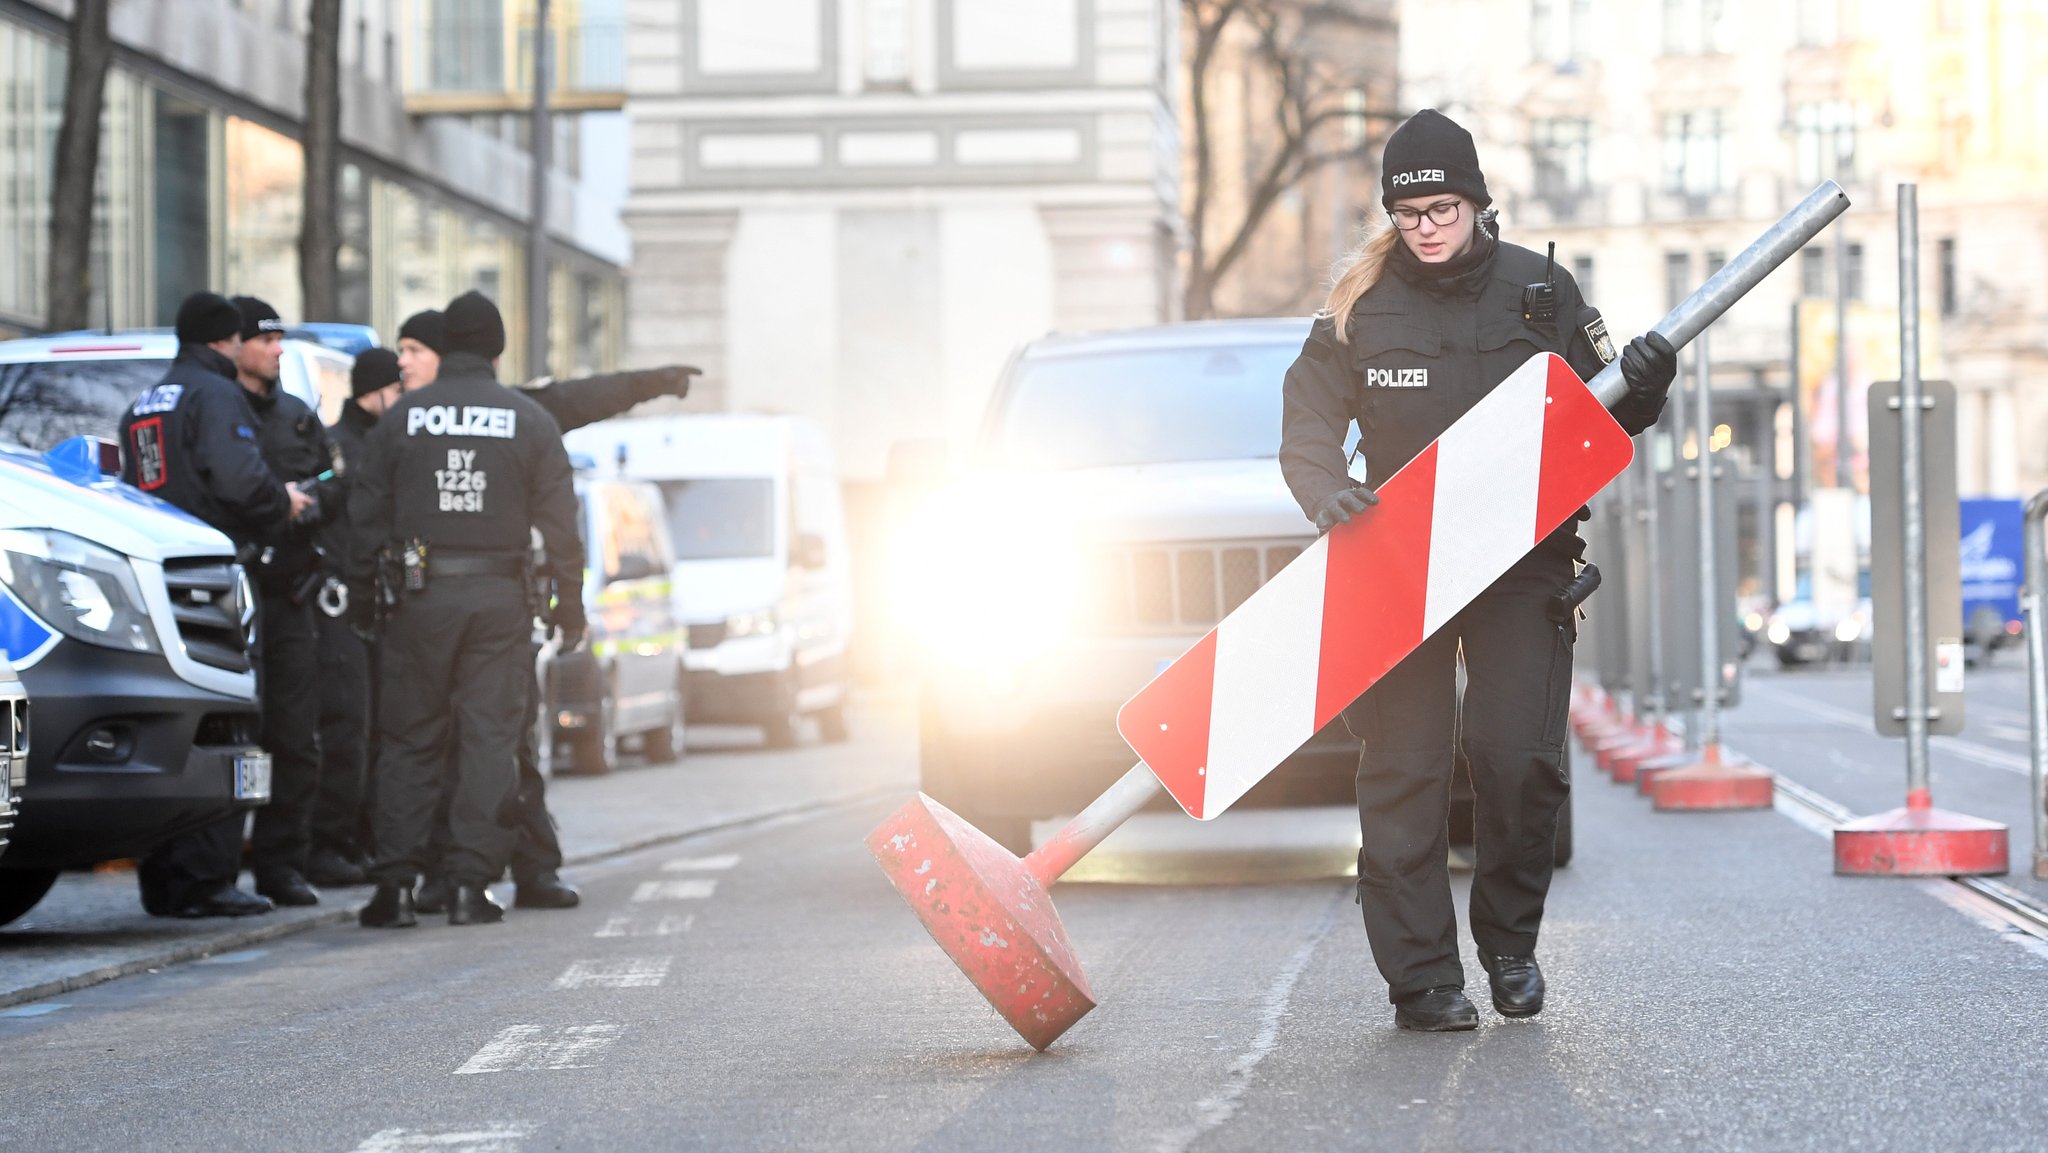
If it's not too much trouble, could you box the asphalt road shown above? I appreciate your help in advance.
[2,687,2045,1152]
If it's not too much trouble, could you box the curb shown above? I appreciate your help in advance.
[0,783,903,1012]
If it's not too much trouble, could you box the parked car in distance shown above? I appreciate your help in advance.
[1766,570,1872,667]
[538,468,687,775]
[564,415,855,748]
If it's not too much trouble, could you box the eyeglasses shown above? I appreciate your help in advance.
[1387,199,1462,231]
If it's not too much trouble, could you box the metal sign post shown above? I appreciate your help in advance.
[1652,331,1774,810]
[2022,490,2048,879]
[1834,184,2008,875]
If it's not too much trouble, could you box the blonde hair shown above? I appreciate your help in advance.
[1319,218,1401,344]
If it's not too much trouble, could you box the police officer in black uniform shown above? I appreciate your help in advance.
[1279,110,1677,1031]
[388,307,696,913]
[230,296,344,907]
[123,291,313,918]
[351,292,586,928]
[303,348,407,887]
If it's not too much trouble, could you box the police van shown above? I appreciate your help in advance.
[0,334,270,926]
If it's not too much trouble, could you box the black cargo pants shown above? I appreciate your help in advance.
[312,610,372,861]
[421,642,564,885]
[369,576,531,887]
[1343,546,1575,1003]
[249,588,321,880]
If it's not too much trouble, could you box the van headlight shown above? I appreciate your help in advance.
[725,610,777,639]
[0,529,161,654]
[1766,618,1792,646]
[890,484,1083,667]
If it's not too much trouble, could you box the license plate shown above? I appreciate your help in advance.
[233,752,272,803]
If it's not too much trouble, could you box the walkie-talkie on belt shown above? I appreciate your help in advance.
[1522,241,1558,323]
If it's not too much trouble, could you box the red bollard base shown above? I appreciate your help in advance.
[867,794,1096,1051]
[1650,748,1774,811]
[1833,805,2010,876]
[1610,735,1682,784]
[1636,749,1696,795]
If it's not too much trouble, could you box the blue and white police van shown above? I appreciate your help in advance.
[0,333,270,926]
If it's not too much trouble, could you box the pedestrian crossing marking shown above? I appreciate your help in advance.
[632,879,717,902]
[452,1024,622,1074]
[660,854,740,872]
[352,1124,535,1151]
[594,914,693,938]
[554,957,673,989]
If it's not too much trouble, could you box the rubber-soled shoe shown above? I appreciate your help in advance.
[173,885,274,919]
[1480,953,1545,1018]
[415,876,451,915]
[304,849,368,888]
[255,871,321,908]
[1394,986,1479,1032]
[358,884,418,928]
[514,873,581,910]
[447,884,506,926]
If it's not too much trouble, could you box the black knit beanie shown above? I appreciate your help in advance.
[443,291,506,360]
[231,295,286,341]
[351,347,402,398]
[174,292,244,346]
[1380,109,1491,210]
[397,309,447,354]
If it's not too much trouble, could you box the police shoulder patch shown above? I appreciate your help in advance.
[1584,317,1617,365]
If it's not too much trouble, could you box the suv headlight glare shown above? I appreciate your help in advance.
[0,529,162,654]
[890,488,1082,666]
[726,610,777,638]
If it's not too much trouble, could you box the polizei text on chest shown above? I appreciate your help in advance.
[407,405,518,438]
[1365,367,1429,388]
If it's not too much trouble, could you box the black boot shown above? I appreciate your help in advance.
[304,848,368,887]
[1394,986,1479,1032]
[448,884,505,926]
[358,884,418,928]
[514,872,581,909]
[173,884,274,919]
[415,874,451,914]
[255,870,321,908]
[1480,953,1545,1018]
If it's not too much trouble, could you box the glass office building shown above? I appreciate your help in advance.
[0,16,623,381]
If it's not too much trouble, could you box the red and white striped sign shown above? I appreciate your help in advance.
[1116,352,1634,820]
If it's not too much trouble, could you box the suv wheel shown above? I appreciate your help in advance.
[642,677,687,764]
[0,868,60,927]
[569,691,617,775]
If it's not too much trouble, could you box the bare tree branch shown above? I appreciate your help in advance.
[301,0,344,320]
[46,0,113,332]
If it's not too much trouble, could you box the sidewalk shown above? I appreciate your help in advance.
[0,695,916,1009]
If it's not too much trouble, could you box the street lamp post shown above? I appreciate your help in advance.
[527,0,553,379]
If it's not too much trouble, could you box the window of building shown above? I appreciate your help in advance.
[864,0,912,87]
[1794,101,1857,185]
[1938,237,1957,316]
[1532,0,1596,64]
[1795,0,1838,45]
[1844,242,1864,300]
[426,0,504,90]
[1571,255,1595,304]
[1665,252,1690,310]
[223,117,305,320]
[1705,249,1725,275]
[1660,110,1728,197]
[1800,247,1825,298]
[1662,0,1731,55]
[1530,118,1591,206]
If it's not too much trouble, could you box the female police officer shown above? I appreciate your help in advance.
[1279,110,1677,1031]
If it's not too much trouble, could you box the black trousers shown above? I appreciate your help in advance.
[1343,548,1575,1003]
[424,642,564,884]
[370,576,531,887]
[312,611,372,860]
[249,589,322,879]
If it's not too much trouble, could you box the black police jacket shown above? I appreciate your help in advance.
[1279,232,1623,547]
[520,367,684,434]
[345,352,585,624]
[247,380,340,585]
[316,399,376,579]
[118,345,292,547]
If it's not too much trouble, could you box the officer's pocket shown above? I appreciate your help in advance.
[1352,320,1443,436]
[1477,317,1557,366]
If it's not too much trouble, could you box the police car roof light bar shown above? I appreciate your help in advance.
[1585,180,1850,410]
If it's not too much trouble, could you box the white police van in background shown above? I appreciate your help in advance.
[565,415,855,747]
[0,328,271,924]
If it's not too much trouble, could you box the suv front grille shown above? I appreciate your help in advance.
[1088,539,1311,633]
[163,559,256,673]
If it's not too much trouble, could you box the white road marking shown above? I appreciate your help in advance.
[453,1024,622,1074]
[196,949,267,965]
[1767,690,2030,775]
[661,854,740,872]
[632,879,718,902]
[554,957,673,989]
[0,1003,68,1018]
[595,914,693,938]
[352,1124,535,1152]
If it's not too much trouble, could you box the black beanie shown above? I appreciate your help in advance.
[443,291,506,360]
[230,295,286,341]
[351,347,401,398]
[1380,109,1490,210]
[397,309,447,354]
[174,292,244,346]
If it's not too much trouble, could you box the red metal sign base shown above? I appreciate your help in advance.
[1650,746,1775,811]
[1833,806,2010,876]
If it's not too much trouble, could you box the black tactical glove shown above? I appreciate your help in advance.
[554,602,588,654]
[1611,331,1678,436]
[1312,484,1379,534]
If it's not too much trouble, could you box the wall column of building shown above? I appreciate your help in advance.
[625,210,737,409]
[1039,202,1174,335]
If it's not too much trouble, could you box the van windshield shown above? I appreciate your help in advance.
[0,359,168,450]
[657,478,776,560]
[989,341,1301,470]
